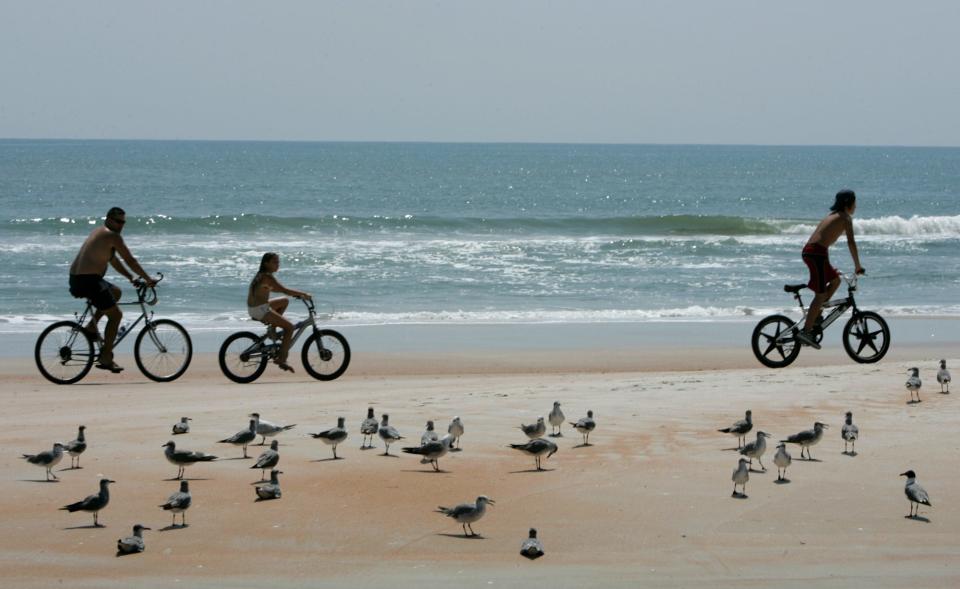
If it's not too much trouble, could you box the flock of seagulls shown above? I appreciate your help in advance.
[906,360,952,403]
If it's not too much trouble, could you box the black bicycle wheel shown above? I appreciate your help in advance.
[135,319,193,382]
[219,331,269,383]
[35,321,95,384]
[301,329,351,381]
[843,310,890,364]
[751,314,802,368]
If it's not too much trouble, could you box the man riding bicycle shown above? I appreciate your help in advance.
[68,207,157,373]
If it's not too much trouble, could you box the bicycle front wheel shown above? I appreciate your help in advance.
[135,319,193,382]
[219,331,269,383]
[843,310,890,364]
[301,329,351,381]
[35,321,95,384]
[751,314,801,368]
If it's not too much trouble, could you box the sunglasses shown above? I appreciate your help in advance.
[109,217,126,225]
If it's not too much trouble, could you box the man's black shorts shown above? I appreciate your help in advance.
[69,274,118,310]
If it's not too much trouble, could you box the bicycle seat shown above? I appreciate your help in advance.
[783,283,808,293]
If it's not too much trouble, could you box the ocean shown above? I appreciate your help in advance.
[1,140,958,335]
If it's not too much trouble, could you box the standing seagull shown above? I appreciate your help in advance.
[448,416,464,450]
[731,458,749,497]
[64,425,87,469]
[219,419,258,458]
[842,411,859,455]
[900,470,932,519]
[250,440,280,479]
[782,422,828,460]
[159,480,192,527]
[310,417,349,459]
[718,409,753,449]
[548,402,565,437]
[402,434,454,471]
[162,441,217,480]
[520,528,545,559]
[61,478,114,527]
[937,359,951,394]
[377,414,404,456]
[570,410,596,446]
[172,417,192,435]
[421,420,439,446]
[509,438,558,471]
[255,470,282,500]
[739,431,771,472]
[22,442,65,481]
[116,524,150,555]
[905,367,922,403]
[773,442,792,482]
[249,413,296,445]
[436,495,494,537]
[360,407,379,449]
[519,417,546,440]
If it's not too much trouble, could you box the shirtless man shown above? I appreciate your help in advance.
[69,207,156,372]
[797,190,865,349]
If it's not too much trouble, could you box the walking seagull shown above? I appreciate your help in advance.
[159,480,192,527]
[900,470,932,518]
[520,528,545,559]
[448,416,464,450]
[732,458,749,497]
[906,367,922,403]
[249,413,296,445]
[421,420,439,446]
[436,495,494,537]
[22,442,65,481]
[377,414,404,456]
[219,419,258,458]
[782,422,828,460]
[519,417,546,440]
[117,524,150,555]
[162,441,217,480]
[937,359,951,394]
[842,411,859,454]
[739,431,771,471]
[251,440,280,479]
[310,417,349,459]
[570,410,596,446]
[61,478,114,527]
[509,438,558,471]
[64,425,87,469]
[172,417,192,435]
[548,402,565,437]
[255,469,282,500]
[402,434,454,471]
[360,407,379,449]
[718,410,752,449]
[773,442,792,482]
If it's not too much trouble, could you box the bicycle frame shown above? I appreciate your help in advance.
[245,299,323,359]
[779,274,860,341]
[74,278,167,351]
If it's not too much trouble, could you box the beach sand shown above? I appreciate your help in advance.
[2,334,958,588]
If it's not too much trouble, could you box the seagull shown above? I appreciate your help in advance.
[255,470,282,500]
[64,425,87,469]
[219,419,258,458]
[436,495,494,537]
[842,411,859,454]
[360,407,379,449]
[509,438,558,471]
[732,458,749,497]
[519,417,546,440]
[116,524,150,555]
[378,414,404,456]
[739,431,771,471]
[402,434,454,471]
[937,359,951,394]
[900,470,932,518]
[570,410,596,446]
[162,441,217,480]
[421,420,439,446]
[773,442,792,481]
[61,478,114,527]
[782,422,828,460]
[249,413,296,445]
[448,416,464,450]
[22,442,65,481]
[172,417,192,435]
[251,440,280,479]
[520,528,545,559]
[159,480,192,527]
[548,402,565,437]
[906,367,922,403]
[310,417,349,459]
[718,409,753,449]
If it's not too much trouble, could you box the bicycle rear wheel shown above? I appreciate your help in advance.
[135,319,193,382]
[751,314,801,368]
[301,329,350,381]
[35,321,95,384]
[219,331,269,383]
[843,310,890,363]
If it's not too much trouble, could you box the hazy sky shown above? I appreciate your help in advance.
[2,1,958,145]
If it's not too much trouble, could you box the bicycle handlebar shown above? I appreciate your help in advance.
[133,273,164,306]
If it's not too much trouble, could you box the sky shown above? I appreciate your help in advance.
[1,1,959,146]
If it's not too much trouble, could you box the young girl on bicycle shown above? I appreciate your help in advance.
[248,252,311,372]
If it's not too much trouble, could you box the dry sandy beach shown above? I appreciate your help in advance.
[2,337,958,588]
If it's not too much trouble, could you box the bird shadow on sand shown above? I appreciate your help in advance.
[115,551,140,557]
[548,433,564,438]
[905,515,931,523]
[64,524,106,530]
[254,496,279,503]
[799,458,823,463]
[159,524,189,532]
[359,446,378,451]
[906,400,922,405]
[572,443,593,449]
[509,468,555,474]
[163,477,211,482]
[449,448,464,453]
[842,451,859,457]
[379,453,400,458]
[219,457,252,461]
[21,479,60,483]
[774,478,791,485]
[310,457,345,462]
[722,447,743,452]
[436,533,485,540]
[59,466,83,471]
[401,469,450,474]
[748,468,767,474]
[730,493,749,500]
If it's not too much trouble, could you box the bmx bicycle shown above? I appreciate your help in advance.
[35,274,193,384]
[218,297,350,383]
[751,272,890,368]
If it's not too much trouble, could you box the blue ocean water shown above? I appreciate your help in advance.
[1,140,958,334]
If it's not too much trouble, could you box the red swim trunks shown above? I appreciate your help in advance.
[802,243,838,294]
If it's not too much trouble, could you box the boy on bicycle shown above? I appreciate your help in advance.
[796,189,865,349]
